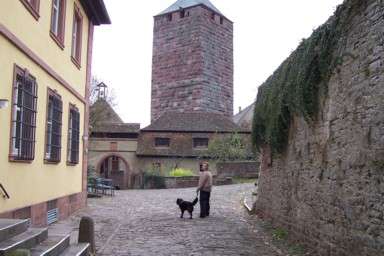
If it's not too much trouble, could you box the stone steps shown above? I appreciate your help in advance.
[0,219,29,243]
[0,219,90,256]
[60,244,89,256]
[30,235,70,256]
[0,228,48,255]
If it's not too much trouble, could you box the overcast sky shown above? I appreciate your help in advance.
[91,0,344,127]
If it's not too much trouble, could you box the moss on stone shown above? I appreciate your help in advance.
[252,0,364,154]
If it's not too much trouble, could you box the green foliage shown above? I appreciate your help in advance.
[143,166,166,189]
[272,227,288,241]
[168,168,194,177]
[202,133,254,162]
[252,0,362,154]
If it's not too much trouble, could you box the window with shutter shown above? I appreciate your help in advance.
[45,89,63,163]
[10,66,38,162]
[67,105,80,165]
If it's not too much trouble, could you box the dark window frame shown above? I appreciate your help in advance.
[44,88,63,164]
[67,104,80,165]
[9,65,38,162]
[193,138,209,149]
[71,3,83,69]
[180,9,185,18]
[20,0,40,20]
[155,137,170,148]
[167,13,172,22]
[50,0,67,49]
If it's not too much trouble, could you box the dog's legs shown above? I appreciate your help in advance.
[190,212,193,219]
[180,210,184,218]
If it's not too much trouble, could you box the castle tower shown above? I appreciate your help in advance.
[151,0,234,121]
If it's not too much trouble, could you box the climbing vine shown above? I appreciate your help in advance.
[252,0,364,154]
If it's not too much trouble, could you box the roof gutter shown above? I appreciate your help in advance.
[80,0,111,25]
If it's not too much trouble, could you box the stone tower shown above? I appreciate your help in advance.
[151,0,233,121]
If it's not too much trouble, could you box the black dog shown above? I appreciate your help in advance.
[176,197,198,219]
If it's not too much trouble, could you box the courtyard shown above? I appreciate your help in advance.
[51,184,289,256]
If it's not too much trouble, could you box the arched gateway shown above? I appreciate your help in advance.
[97,154,131,189]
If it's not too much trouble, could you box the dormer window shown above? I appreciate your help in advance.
[211,12,215,20]
[20,0,40,20]
[167,13,172,21]
[155,138,170,147]
[180,10,185,18]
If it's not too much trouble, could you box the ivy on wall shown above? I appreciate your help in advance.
[252,0,364,154]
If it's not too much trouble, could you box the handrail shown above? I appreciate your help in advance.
[0,183,10,199]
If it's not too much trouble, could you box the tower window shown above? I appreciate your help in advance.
[167,13,172,21]
[180,10,185,18]
[211,12,215,20]
[220,17,224,25]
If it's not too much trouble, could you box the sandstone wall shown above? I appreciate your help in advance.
[151,6,233,121]
[216,161,259,179]
[255,1,384,255]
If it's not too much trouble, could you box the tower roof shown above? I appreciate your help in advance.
[158,0,223,16]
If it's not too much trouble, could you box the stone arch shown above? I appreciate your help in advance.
[96,153,132,189]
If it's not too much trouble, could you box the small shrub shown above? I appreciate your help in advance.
[272,227,288,240]
[168,168,194,177]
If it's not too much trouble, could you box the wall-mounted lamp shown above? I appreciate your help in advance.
[0,99,9,109]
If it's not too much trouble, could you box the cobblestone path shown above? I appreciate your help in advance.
[53,184,282,256]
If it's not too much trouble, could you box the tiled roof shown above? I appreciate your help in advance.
[90,99,123,124]
[158,0,222,16]
[142,112,247,133]
[93,123,140,134]
[233,103,255,131]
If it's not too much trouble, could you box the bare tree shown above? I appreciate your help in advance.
[89,77,118,133]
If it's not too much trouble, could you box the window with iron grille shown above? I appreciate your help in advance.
[10,66,38,161]
[45,89,62,163]
[155,137,170,147]
[193,138,209,148]
[67,105,80,165]
[71,4,83,67]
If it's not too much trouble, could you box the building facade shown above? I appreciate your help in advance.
[151,0,234,121]
[88,99,141,189]
[0,0,110,226]
[137,112,250,176]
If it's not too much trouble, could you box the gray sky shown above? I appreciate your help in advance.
[92,0,344,127]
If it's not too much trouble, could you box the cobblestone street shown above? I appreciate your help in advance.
[52,184,282,256]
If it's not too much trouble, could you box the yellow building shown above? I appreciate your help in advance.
[0,0,110,226]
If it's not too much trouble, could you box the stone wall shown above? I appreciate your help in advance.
[151,5,233,121]
[216,161,259,179]
[255,1,384,255]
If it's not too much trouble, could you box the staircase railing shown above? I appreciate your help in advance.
[0,183,10,199]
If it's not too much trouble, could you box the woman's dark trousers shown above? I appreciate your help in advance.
[199,191,211,217]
